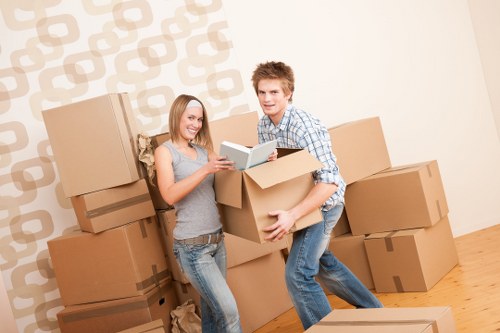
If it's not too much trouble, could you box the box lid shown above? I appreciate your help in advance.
[215,149,322,208]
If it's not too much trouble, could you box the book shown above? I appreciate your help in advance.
[219,140,278,170]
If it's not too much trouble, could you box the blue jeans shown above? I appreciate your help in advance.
[285,203,383,329]
[173,239,242,333]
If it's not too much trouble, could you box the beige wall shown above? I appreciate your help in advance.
[222,0,500,237]
[468,0,500,140]
[2,1,500,332]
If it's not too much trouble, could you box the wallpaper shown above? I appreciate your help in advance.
[0,1,249,332]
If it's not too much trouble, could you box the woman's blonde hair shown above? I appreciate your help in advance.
[168,94,213,151]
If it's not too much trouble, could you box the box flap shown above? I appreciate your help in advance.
[214,170,243,208]
[244,149,322,189]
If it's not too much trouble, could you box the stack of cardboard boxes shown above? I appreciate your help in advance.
[43,94,179,333]
[324,117,458,295]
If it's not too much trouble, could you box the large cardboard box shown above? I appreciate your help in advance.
[116,319,166,333]
[42,93,142,197]
[215,149,323,243]
[156,209,287,283]
[345,160,449,235]
[329,233,374,290]
[57,280,177,333]
[305,306,456,332]
[71,178,155,233]
[328,117,391,185]
[48,218,170,305]
[227,251,294,333]
[364,217,458,293]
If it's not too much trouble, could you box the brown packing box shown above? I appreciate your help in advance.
[156,209,287,283]
[227,251,294,333]
[48,218,170,305]
[116,319,166,333]
[71,178,155,233]
[328,117,391,185]
[305,306,456,333]
[209,111,259,154]
[42,93,142,197]
[345,160,449,235]
[329,233,374,290]
[215,149,323,243]
[172,281,201,316]
[364,216,458,293]
[57,280,177,333]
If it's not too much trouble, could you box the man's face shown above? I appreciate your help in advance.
[257,79,292,125]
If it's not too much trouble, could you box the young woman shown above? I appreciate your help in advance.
[154,94,242,333]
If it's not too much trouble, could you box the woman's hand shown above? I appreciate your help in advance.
[206,155,235,174]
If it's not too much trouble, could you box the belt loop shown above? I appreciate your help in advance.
[207,234,212,243]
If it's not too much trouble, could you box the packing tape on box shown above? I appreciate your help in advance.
[85,193,152,218]
[393,275,404,292]
[383,231,398,252]
[316,320,438,332]
[135,266,170,291]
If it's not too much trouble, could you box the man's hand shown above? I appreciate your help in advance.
[262,210,297,242]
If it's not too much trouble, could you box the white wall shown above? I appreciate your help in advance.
[221,0,500,236]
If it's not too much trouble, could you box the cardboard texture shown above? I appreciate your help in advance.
[116,319,166,333]
[328,117,391,185]
[305,306,456,333]
[345,160,449,235]
[364,217,458,293]
[172,281,201,316]
[57,281,177,333]
[215,149,323,243]
[209,111,260,154]
[48,218,170,305]
[227,251,293,333]
[329,233,374,290]
[156,209,287,283]
[42,93,142,197]
[71,178,155,233]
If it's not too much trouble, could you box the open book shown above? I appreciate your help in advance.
[219,140,278,170]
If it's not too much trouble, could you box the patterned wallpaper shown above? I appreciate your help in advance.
[0,1,249,332]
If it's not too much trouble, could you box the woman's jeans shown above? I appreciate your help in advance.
[173,240,242,333]
[285,203,383,330]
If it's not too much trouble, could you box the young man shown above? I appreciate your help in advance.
[251,61,382,329]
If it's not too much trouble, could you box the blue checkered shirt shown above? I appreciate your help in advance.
[257,104,345,211]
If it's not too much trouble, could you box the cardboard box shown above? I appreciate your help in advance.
[116,319,166,333]
[329,233,374,290]
[156,209,287,283]
[48,218,170,305]
[42,93,142,197]
[332,208,351,238]
[305,306,456,332]
[328,117,391,185]
[345,160,449,235]
[364,216,458,292]
[57,280,177,333]
[227,251,293,333]
[172,281,201,316]
[209,111,259,154]
[71,178,155,233]
[215,149,323,243]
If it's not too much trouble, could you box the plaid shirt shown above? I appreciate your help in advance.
[257,104,345,211]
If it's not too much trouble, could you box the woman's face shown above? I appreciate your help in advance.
[179,105,204,141]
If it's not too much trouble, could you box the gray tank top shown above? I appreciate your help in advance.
[164,141,222,240]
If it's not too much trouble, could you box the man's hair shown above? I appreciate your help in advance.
[251,61,295,103]
[168,94,213,151]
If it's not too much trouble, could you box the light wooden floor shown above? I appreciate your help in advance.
[254,223,500,333]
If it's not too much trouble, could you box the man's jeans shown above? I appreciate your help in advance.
[173,240,242,333]
[285,203,383,330]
